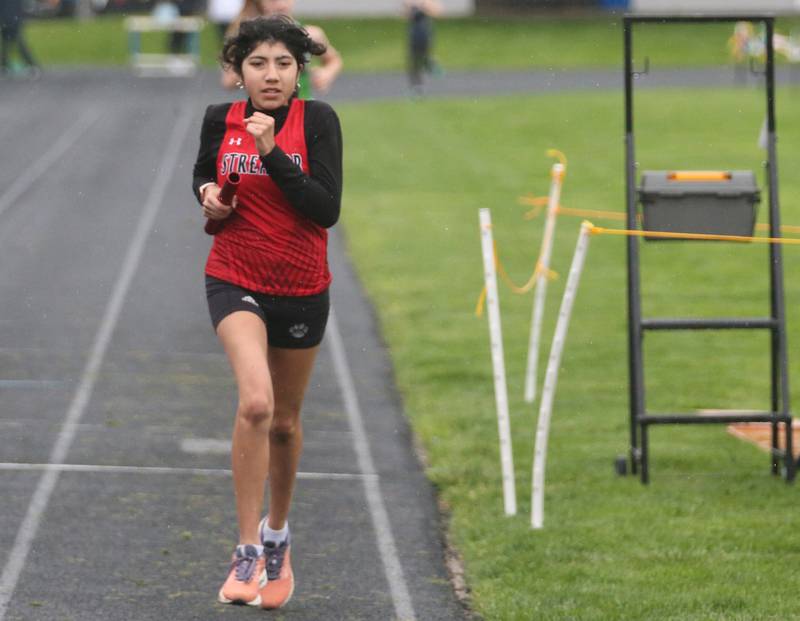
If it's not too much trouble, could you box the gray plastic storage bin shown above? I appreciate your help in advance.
[638,170,760,239]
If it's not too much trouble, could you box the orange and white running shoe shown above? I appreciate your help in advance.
[259,534,294,609]
[217,544,267,606]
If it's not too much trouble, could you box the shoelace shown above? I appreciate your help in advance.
[265,545,286,581]
[233,553,259,583]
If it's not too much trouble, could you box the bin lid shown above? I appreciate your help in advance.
[639,170,760,199]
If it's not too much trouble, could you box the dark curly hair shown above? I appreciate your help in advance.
[221,15,327,75]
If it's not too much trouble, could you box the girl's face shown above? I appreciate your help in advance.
[257,0,294,15]
[241,41,299,110]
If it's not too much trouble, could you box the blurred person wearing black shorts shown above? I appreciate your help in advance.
[169,0,201,53]
[1,0,40,77]
[404,0,443,94]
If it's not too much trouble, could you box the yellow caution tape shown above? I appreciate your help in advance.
[588,225,800,245]
[475,250,559,317]
[546,149,568,175]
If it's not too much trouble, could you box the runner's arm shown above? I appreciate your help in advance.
[305,24,342,94]
[192,105,229,202]
[260,101,342,228]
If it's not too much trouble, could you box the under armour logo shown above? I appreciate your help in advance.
[229,137,242,146]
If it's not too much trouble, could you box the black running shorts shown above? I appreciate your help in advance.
[205,276,330,349]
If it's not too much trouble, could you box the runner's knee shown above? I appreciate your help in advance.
[270,410,300,444]
[237,394,274,428]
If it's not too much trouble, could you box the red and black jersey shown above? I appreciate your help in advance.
[192,97,342,296]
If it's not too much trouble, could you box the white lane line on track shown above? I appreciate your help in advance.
[180,434,354,455]
[0,462,377,481]
[0,109,100,219]
[327,308,417,621]
[0,108,195,621]
[180,437,232,454]
[0,380,65,388]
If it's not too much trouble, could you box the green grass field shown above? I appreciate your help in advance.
[25,15,800,70]
[337,87,800,620]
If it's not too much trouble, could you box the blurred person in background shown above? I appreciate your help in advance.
[169,0,202,53]
[221,0,341,97]
[404,0,443,94]
[208,0,244,41]
[1,0,40,77]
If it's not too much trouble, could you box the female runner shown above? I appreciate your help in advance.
[192,15,342,609]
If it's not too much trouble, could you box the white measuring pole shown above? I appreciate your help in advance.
[531,221,592,529]
[479,208,517,517]
[524,163,565,404]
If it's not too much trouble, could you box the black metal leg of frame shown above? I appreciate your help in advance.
[771,419,779,475]
[640,422,649,484]
[785,420,796,482]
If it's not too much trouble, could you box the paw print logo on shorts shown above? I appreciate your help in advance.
[289,323,309,339]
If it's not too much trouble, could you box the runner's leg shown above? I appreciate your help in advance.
[16,30,38,69]
[217,310,274,545]
[265,345,320,529]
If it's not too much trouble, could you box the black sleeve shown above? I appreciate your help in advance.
[259,101,343,229]
[192,103,230,203]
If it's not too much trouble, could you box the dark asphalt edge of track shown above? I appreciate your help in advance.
[327,226,475,621]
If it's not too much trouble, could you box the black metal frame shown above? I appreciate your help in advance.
[623,14,795,483]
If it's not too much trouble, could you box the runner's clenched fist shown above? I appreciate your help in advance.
[245,112,276,156]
